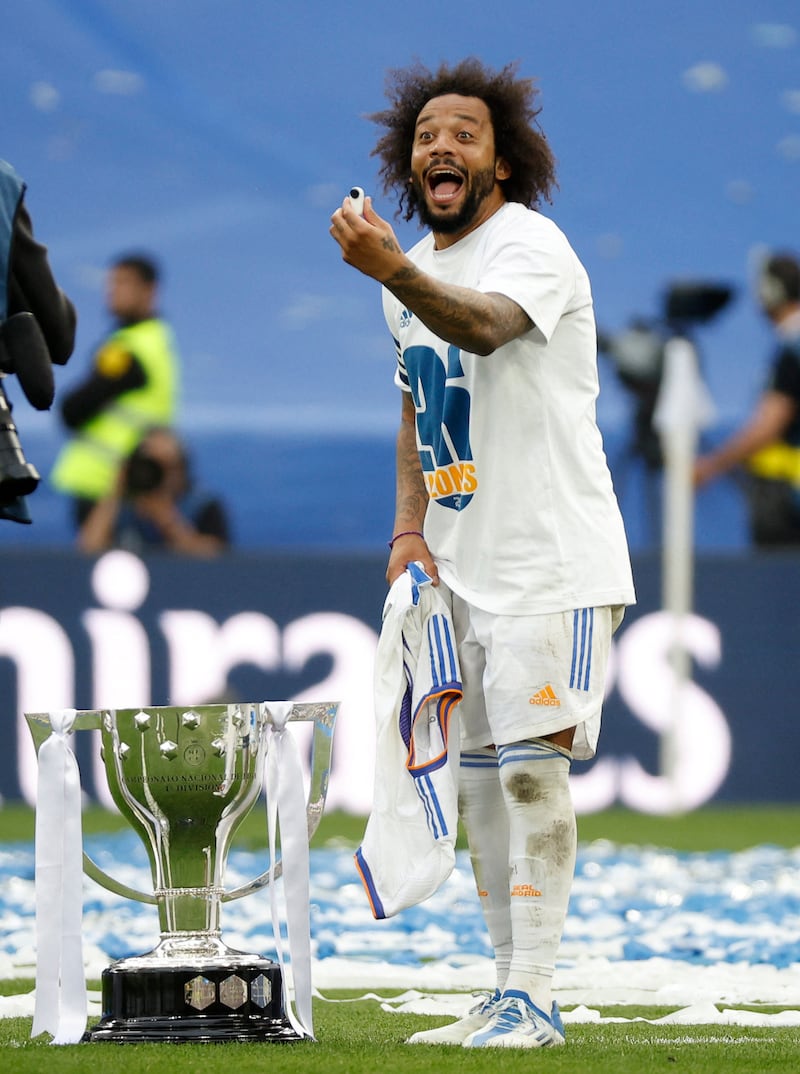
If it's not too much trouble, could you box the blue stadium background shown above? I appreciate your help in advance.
[2,1,800,551]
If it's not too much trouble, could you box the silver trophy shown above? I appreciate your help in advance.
[26,701,338,1043]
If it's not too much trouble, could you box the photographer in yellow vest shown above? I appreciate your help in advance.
[694,252,800,546]
[50,253,180,528]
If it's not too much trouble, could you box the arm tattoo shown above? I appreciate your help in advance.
[395,414,428,529]
[384,262,531,354]
[381,236,403,255]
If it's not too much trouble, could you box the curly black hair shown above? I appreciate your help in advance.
[369,57,558,223]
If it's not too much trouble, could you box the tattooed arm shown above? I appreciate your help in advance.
[330,196,531,356]
[386,391,438,586]
[383,262,530,356]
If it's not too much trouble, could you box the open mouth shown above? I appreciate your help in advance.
[425,167,465,205]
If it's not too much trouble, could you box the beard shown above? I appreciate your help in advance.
[413,163,499,234]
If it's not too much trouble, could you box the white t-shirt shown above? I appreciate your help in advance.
[382,201,635,616]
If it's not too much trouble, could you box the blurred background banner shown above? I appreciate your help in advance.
[0,549,798,813]
[2,1,799,549]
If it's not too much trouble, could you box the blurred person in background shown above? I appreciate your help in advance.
[77,425,229,556]
[50,253,180,528]
[695,253,800,547]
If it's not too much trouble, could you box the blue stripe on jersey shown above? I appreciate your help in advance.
[354,847,386,920]
[427,613,459,691]
[415,772,449,839]
[416,774,438,836]
[428,616,443,689]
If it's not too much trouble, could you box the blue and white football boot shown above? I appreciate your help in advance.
[462,989,566,1049]
[406,990,502,1045]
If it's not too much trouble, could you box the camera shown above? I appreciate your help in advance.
[0,384,40,506]
[348,187,365,216]
[663,282,733,328]
[0,312,57,521]
[598,281,735,470]
[124,444,166,495]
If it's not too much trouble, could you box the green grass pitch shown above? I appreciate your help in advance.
[1,804,798,1072]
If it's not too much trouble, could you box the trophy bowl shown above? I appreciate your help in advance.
[26,700,337,1043]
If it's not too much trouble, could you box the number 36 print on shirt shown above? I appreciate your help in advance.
[403,344,477,512]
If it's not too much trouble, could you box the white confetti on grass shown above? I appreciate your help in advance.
[1,835,799,1013]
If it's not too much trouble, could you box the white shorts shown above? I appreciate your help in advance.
[441,583,624,761]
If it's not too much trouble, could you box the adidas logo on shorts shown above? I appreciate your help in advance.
[528,684,561,707]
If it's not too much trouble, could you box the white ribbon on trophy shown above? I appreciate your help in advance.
[31,708,88,1044]
[264,701,314,1039]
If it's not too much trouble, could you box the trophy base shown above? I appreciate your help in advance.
[89,956,303,1043]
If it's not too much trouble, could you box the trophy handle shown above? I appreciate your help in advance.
[25,702,338,905]
[82,851,158,903]
[222,702,336,901]
[25,709,163,904]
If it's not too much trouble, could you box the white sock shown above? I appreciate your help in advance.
[458,748,512,993]
[496,739,576,1014]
